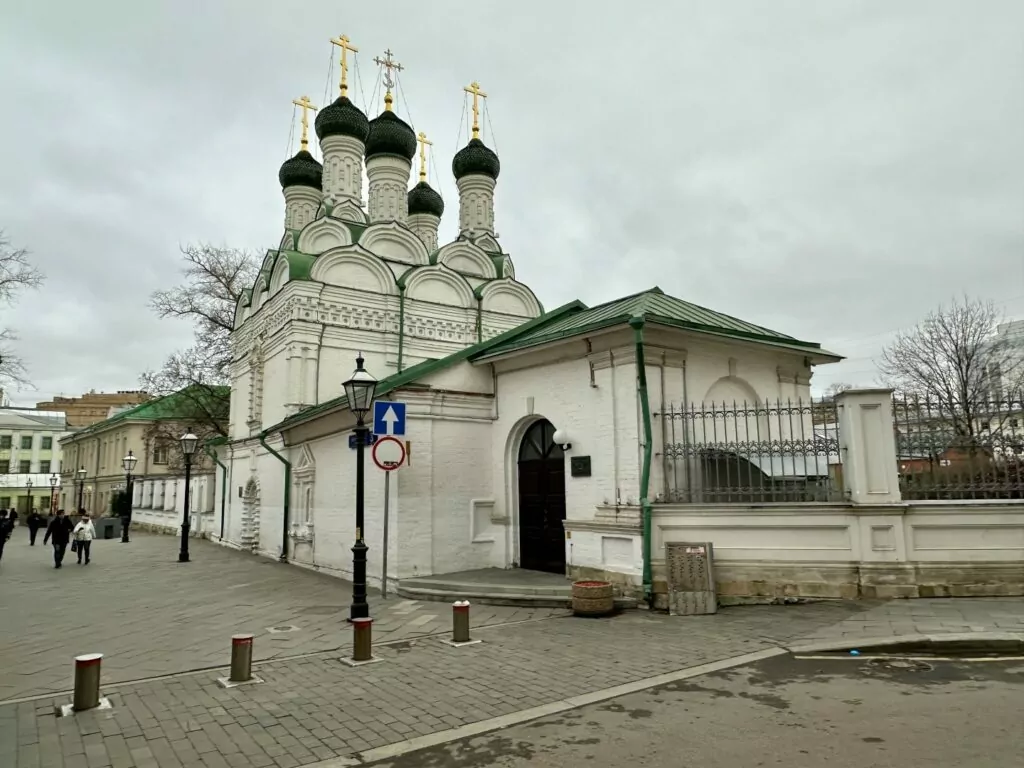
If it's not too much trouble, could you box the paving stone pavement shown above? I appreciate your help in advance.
[0,533,565,702]
[793,596,1024,647]
[4,531,1024,768]
[0,601,863,768]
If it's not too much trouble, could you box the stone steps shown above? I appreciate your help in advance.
[396,578,638,610]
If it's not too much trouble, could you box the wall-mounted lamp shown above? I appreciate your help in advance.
[552,428,572,452]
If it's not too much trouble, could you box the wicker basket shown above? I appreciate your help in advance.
[571,580,615,617]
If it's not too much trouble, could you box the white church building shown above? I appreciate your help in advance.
[218,41,847,606]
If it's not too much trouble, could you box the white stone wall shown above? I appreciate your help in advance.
[456,174,496,236]
[320,135,364,208]
[283,185,320,231]
[366,155,412,223]
[130,471,217,537]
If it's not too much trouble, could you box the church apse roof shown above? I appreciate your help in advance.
[471,287,842,361]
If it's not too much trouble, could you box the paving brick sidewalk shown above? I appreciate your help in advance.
[0,533,564,702]
[792,597,1024,648]
[0,601,862,768]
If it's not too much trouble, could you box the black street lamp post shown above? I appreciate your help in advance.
[25,478,32,515]
[121,450,137,543]
[49,473,58,514]
[76,467,86,512]
[343,354,378,621]
[178,428,198,563]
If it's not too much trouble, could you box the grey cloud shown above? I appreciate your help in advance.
[1,0,1021,403]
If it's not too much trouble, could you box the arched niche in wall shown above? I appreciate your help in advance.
[702,375,760,406]
[479,278,542,318]
[270,256,290,295]
[435,241,498,279]
[310,247,397,295]
[296,217,354,254]
[403,265,475,309]
[234,293,251,329]
[359,221,430,266]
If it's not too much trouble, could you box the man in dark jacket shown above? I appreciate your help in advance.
[43,509,75,568]
[27,509,43,546]
[0,512,12,564]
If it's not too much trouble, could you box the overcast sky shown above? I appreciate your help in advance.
[1,0,1022,406]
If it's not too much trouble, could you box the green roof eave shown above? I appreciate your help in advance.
[62,385,231,440]
[266,299,588,435]
[279,250,317,281]
[472,287,829,360]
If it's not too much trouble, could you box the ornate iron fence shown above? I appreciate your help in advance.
[893,393,1024,500]
[660,398,845,503]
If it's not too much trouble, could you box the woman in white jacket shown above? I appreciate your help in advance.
[72,512,96,565]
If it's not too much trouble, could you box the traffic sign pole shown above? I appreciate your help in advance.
[381,471,390,599]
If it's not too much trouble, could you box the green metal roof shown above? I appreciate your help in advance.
[64,384,230,440]
[472,287,836,359]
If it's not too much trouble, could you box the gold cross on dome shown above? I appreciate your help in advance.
[416,132,432,181]
[291,95,318,151]
[374,48,404,110]
[463,81,487,140]
[330,34,359,96]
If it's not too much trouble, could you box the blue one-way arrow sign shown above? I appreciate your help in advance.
[373,401,406,437]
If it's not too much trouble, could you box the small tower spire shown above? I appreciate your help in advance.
[373,48,404,112]
[291,95,318,152]
[330,34,359,97]
[463,81,488,140]
[416,131,432,182]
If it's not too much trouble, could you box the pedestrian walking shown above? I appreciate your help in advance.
[0,511,13,565]
[72,512,95,565]
[27,509,43,546]
[43,509,74,569]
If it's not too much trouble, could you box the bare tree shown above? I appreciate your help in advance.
[823,382,854,399]
[141,243,259,435]
[879,296,1024,438]
[0,230,45,387]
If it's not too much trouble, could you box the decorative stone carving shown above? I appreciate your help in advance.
[290,444,316,542]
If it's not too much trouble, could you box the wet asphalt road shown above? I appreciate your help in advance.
[368,653,1024,767]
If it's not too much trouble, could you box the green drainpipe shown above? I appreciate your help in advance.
[397,287,406,373]
[629,316,654,606]
[205,444,229,542]
[258,432,291,563]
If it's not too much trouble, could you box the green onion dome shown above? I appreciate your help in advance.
[452,138,500,181]
[278,150,322,190]
[314,96,370,143]
[407,181,444,217]
[364,109,417,161]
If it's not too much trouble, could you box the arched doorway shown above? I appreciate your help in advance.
[517,419,566,573]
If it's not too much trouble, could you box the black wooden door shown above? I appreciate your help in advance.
[517,420,566,573]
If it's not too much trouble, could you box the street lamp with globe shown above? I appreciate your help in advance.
[178,428,198,563]
[49,473,58,513]
[343,354,377,621]
[121,450,138,542]
[76,467,87,512]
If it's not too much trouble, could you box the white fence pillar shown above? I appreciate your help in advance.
[836,388,902,504]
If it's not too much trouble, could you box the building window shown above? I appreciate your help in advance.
[0,496,8,509]
[40,460,51,474]
[0,436,10,449]
[18,460,31,473]
[20,436,32,450]
[153,445,169,465]
[41,437,53,450]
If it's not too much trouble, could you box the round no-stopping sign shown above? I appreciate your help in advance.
[371,436,407,471]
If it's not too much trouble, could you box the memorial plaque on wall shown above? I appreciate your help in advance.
[570,456,592,477]
[665,541,718,616]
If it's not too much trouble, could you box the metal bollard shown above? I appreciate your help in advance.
[72,654,103,712]
[229,634,254,683]
[352,617,373,662]
[452,600,471,644]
